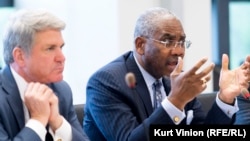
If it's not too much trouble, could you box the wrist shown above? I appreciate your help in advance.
[218,92,235,105]
[49,115,63,132]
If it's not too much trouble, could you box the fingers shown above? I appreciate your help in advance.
[221,54,229,71]
[24,82,56,126]
[25,82,53,100]
[184,57,214,91]
[176,57,183,73]
[168,56,216,110]
[188,57,208,74]
[172,56,214,85]
[201,78,207,84]
[241,55,250,82]
[237,55,250,87]
[246,55,250,63]
[187,57,215,80]
[219,54,250,101]
[196,63,215,78]
[188,57,214,75]
[240,60,250,70]
[171,57,183,76]
[201,75,211,87]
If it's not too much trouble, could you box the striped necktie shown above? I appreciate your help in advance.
[152,80,163,110]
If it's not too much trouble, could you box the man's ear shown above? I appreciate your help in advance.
[12,47,26,66]
[135,37,146,55]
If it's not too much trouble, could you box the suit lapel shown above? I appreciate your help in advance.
[125,52,173,117]
[125,52,154,116]
[7,93,25,129]
[2,66,25,129]
[162,77,171,96]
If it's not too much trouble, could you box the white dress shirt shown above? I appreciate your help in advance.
[10,66,72,141]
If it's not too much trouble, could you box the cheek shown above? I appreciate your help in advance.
[154,48,168,60]
[145,45,160,56]
[145,51,162,67]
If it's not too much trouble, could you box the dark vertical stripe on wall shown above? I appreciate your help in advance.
[0,0,13,7]
[212,0,230,91]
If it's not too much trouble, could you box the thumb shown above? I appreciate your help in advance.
[171,57,183,76]
[221,54,229,71]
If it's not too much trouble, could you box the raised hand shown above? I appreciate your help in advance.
[168,57,215,110]
[218,54,250,104]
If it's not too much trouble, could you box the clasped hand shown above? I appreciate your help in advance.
[24,82,63,131]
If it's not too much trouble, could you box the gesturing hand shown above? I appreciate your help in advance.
[218,54,250,104]
[168,57,215,110]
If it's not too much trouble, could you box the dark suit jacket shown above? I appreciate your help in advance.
[0,65,89,141]
[234,86,250,125]
[84,51,233,141]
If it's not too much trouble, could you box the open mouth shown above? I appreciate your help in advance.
[166,59,178,71]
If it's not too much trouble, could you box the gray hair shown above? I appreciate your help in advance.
[133,7,176,39]
[2,9,66,64]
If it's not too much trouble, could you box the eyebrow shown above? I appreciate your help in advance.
[161,33,186,40]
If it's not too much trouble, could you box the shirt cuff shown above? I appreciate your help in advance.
[25,119,47,141]
[216,93,239,118]
[49,117,72,141]
[161,98,186,124]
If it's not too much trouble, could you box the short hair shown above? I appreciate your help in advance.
[2,9,66,64]
[133,7,176,39]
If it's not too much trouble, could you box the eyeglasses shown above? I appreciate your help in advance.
[147,38,192,49]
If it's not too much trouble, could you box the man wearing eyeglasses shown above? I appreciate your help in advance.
[84,7,250,141]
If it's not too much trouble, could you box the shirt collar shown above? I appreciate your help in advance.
[133,54,162,87]
[10,66,28,102]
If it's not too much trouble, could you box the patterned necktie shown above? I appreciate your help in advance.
[152,80,163,110]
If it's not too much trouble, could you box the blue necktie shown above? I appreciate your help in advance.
[153,80,162,110]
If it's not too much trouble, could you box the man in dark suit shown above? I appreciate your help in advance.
[234,86,250,124]
[83,7,250,141]
[0,9,89,141]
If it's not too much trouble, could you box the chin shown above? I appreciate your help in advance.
[51,75,63,82]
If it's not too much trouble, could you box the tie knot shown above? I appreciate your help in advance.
[153,80,162,89]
